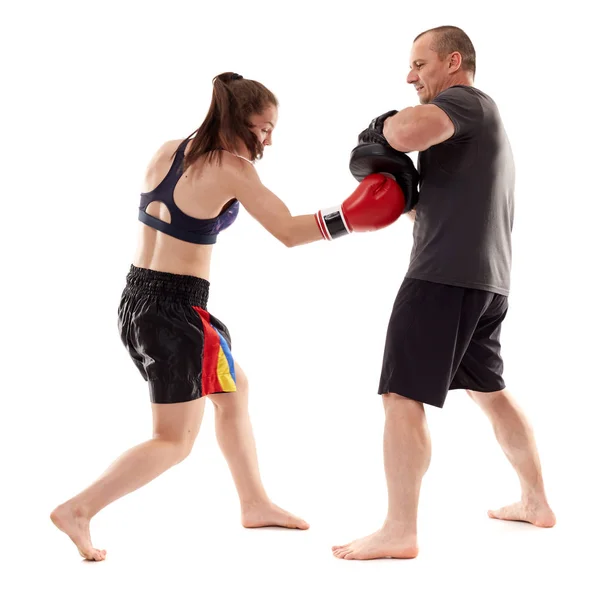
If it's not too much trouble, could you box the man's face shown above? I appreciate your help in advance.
[407,33,450,104]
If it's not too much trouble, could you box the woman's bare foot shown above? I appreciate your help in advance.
[332,521,419,560]
[50,502,106,561]
[488,499,556,528]
[241,501,309,530]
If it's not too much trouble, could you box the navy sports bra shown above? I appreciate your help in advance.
[138,139,240,244]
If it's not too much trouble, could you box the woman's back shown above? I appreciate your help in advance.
[133,139,246,279]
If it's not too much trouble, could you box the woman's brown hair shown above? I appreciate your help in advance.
[182,72,278,171]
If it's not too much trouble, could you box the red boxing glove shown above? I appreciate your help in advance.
[315,173,405,240]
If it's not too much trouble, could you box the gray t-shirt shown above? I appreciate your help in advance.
[406,85,515,296]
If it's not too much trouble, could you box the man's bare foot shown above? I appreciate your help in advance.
[332,522,419,560]
[241,501,309,530]
[50,502,106,561]
[488,500,556,528]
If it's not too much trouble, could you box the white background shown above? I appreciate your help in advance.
[2,0,599,595]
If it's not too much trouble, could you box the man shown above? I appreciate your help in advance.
[332,25,556,561]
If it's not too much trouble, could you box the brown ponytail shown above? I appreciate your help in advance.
[182,72,278,171]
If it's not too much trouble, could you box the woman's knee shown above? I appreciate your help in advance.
[150,432,196,463]
[209,363,249,410]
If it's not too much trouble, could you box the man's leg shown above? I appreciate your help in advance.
[331,279,464,560]
[469,388,556,527]
[332,393,429,560]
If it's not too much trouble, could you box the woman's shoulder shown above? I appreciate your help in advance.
[160,138,187,157]
[144,138,184,166]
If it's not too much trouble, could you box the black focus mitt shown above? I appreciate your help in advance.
[349,111,419,213]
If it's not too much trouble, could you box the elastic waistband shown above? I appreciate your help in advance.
[124,265,210,307]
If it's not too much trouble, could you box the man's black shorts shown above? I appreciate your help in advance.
[378,278,508,408]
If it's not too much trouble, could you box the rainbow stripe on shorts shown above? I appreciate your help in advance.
[192,306,237,395]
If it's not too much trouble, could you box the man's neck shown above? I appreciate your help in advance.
[445,74,474,90]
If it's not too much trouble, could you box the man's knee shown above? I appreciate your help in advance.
[468,388,513,415]
[382,392,425,414]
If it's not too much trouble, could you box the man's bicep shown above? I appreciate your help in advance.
[417,105,455,148]
[385,105,454,152]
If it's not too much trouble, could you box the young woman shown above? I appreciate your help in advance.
[50,72,403,560]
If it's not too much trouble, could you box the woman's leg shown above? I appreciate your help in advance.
[50,397,206,560]
[209,362,309,529]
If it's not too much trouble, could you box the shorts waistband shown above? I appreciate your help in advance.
[124,265,210,307]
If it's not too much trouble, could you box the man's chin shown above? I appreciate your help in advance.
[416,91,429,105]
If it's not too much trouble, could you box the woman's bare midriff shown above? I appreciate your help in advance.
[131,139,241,281]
